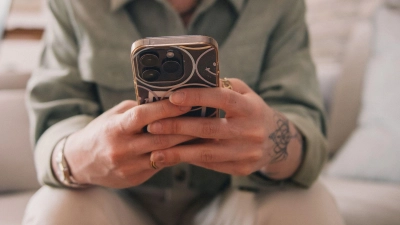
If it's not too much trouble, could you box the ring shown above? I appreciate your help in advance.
[220,78,233,90]
[150,161,158,170]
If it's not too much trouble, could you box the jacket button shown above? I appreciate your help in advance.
[174,169,187,182]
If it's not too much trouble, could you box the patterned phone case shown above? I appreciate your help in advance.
[131,36,220,117]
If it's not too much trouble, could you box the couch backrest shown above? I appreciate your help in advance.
[0,0,12,41]
[327,20,373,154]
[386,0,400,8]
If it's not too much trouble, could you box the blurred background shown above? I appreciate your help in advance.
[0,0,383,98]
[1,0,399,225]
[0,0,45,77]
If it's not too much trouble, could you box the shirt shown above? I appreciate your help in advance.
[27,0,327,192]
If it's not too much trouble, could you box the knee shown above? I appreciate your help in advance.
[23,186,114,225]
[256,181,345,225]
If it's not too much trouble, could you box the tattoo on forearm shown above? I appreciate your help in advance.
[268,113,302,164]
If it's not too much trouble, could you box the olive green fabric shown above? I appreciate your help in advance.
[27,0,327,191]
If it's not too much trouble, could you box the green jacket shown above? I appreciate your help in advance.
[27,0,327,192]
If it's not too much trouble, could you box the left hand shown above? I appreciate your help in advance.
[147,78,303,179]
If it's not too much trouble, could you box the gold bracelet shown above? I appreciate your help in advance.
[55,135,89,188]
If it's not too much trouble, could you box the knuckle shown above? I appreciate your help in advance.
[222,91,237,107]
[114,169,129,179]
[227,124,241,137]
[126,142,139,155]
[200,151,214,162]
[106,150,121,169]
[249,127,267,143]
[119,100,134,109]
[193,91,202,105]
[171,121,181,134]
[201,122,219,136]
[127,108,141,124]
[158,101,170,116]
[247,150,263,162]
[234,166,253,176]
[103,121,117,136]
[152,135,170,148]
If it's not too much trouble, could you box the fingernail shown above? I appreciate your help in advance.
[148,122,162,133]
[171,92,185,104]
[151,152,165,162]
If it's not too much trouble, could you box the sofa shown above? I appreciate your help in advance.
[1,2,400,225]
[320,2,400,224]
[0,73,40,224]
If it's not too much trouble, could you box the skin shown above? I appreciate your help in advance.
[167,0,199,26]
[167,0,198,14]
[52,100,194,189]
[147,79,303,179]
[52,79,303,188]
[51,1,303,188]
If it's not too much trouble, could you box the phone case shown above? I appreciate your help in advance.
[131,35,220,117]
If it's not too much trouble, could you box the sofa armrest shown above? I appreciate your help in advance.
[327,20,373,154]
[321,177,400,225]
[0,89,39,193]
[0,73,30,90]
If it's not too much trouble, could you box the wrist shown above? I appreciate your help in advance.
[260,119,304,180]
[51,135,89,188]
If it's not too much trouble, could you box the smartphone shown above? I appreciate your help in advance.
[130,35,220,117]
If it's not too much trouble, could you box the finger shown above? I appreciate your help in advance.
[107,156,161,188]
[222,78,253,95]
[111,152,176,181]
[121,155,166,174]
[109,100,138,114]
[117,154,155,174]
[149,141,263,165]
[148,117,244,139]
[117,100,192,133]
[125,133,195,155]
[168,79,254,117]
[191,161,260,176]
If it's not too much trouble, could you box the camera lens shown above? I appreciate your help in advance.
[142,69,160,82]
[140,54,158,67]
[162,61,180,74]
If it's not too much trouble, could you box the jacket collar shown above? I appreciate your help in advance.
[110,0,246,13]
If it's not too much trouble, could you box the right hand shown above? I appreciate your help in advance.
[59,100,193,189]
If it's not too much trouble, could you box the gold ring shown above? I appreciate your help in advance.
[150,161,158,170]
[220,78,233,90]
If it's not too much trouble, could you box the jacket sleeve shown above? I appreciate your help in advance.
[26,0,100,187]
[232,0,327,189]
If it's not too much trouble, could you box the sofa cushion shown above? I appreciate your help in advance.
[0,190,36,225]
[0,89,39,192]
[322,177,400,225]
[327,5,400,182]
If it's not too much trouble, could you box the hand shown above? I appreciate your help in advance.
[147,79,303,180]
[59,100,193,189]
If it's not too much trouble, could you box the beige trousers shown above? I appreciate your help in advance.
[23,181,345,225]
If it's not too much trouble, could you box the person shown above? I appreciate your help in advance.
[23,0,345,224]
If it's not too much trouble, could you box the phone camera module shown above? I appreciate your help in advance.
[162,61,181,74]
[166,51,175,58]
[140,54,159,67]
[142,69,160,82]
